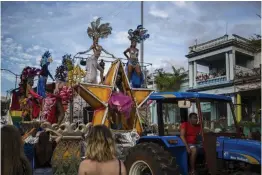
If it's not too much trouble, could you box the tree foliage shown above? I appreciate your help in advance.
[154,66,187,92]
[249,34,261,52]
[248,15,261,52]
[153,66,188,123]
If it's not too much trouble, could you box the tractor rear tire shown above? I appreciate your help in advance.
[125,142,180,175]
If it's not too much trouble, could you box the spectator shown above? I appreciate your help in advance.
[180,113,201,175]
[33,128,62,175]
[78,125,127,175]
[1,125,32,175]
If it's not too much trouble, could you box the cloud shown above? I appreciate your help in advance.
[149,5,169,19]
[1,73,17,83]
[1,1,261,94]
[172,1,187,8]
[112,31,129,45]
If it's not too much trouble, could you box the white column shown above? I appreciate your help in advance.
[225,52,230,81]
[189,62,193,88]
[227,102,232,126]
[211,102,217,121]
[229,50,235,80]
[193,61,197,86]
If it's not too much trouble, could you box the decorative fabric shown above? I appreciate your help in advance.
[41,94,57,123]
[125,62,144,88]
[58,86,73,104]
[109,92,133,119]
[84,56,99,83]
[67,65,86,86]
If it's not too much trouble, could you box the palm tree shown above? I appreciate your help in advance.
[154,66,188,123]
[248,15,261,52]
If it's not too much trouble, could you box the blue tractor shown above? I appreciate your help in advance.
[124,92,261,175]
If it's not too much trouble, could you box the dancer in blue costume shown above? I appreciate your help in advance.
[37,51,55,98]
[124,25,149,88]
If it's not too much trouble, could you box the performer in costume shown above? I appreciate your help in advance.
[54,54,73,94]
[37,51,55,98]
[124,25,150,88]
[78,17,115,84]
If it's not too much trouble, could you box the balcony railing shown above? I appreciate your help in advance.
[235,65,261,80]
[196,76,227,87]
[189,34,251,53]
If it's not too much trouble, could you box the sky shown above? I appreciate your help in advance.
[1,1,261,95]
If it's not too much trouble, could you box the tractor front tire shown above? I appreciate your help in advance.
[125,142,180,175]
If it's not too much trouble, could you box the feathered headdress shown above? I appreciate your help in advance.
[40,51,53,67]
[62,54,73,71]
[128,25,150,43]
[55,54,73,82]
[87,17,112,40]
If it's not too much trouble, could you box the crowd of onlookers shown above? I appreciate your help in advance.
[196,69,226,82]
[1,124,127,175]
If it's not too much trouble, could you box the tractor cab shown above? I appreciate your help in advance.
[125,92,261,175]
[148,92,241,174]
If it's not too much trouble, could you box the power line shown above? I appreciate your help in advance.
[106,1,128,18]
[111,1,133,18]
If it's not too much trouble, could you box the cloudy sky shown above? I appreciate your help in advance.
[1,1,261,95]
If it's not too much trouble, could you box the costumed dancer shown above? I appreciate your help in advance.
[37,51,55,98]
[124,25,150,88]
[78,17,115,84]
[54,54,73,94]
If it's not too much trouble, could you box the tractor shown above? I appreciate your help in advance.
[124,92,261,175]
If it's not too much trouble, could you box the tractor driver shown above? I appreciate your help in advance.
[180,112,201,175]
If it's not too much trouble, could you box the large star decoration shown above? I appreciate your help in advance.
[74,59,154,135]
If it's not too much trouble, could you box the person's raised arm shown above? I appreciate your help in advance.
[78,45,93,55]
[180,123,191,154]
[102,47,115,58]
[47,69,55,81]
[123,48,130,59]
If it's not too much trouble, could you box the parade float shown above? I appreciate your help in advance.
[6,17,154,174]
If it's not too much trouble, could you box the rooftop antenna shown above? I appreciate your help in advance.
[225,22,228,35]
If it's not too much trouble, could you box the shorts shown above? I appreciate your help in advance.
[129,59,139,66]
[188,144,202,149]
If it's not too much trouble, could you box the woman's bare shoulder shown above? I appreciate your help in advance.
[78,159,95,174]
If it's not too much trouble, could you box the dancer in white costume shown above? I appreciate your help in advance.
[78,17,115,84]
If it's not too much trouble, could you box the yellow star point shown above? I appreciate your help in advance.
[74,59,154,135]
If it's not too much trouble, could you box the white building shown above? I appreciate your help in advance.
[186,34,261,124]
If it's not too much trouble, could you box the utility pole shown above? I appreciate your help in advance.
[1,68,19,89]
[141,1,146,87]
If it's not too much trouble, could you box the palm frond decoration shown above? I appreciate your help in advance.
[87,17,112,40]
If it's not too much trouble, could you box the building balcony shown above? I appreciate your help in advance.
[235,65,261,81]
[196,75,227,87]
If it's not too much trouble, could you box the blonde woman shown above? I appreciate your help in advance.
[78,125,126,175]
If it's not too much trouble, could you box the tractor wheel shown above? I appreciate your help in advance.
[125,142,180,175]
